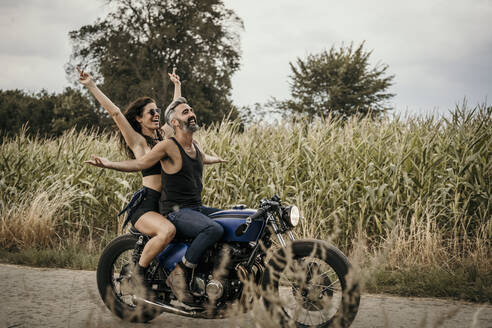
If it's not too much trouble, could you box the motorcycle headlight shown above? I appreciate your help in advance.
[283,205,300,227]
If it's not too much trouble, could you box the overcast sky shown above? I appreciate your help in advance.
[1,0,491,116]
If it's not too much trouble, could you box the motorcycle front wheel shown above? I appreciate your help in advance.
[262,239,360,327]
[96,233,159,323]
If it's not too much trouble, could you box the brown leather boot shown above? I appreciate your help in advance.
[166,264,194,304]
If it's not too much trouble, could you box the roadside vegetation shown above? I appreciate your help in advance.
[1,105,490,302]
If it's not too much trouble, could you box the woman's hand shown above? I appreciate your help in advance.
[76,67,95,88]
[85,155,112,169]
[168,67,180,86]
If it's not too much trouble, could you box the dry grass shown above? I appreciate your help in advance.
[353,205,491,302]
[0,182,75,249]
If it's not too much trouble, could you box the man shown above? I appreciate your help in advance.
[86,97,226,303]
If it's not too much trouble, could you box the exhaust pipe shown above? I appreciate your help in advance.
[133,296,201,318]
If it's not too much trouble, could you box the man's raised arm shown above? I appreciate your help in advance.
[85,140,170,172]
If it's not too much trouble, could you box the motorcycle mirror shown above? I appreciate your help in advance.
[235,223,248,236]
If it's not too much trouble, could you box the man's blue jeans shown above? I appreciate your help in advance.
[167,206,223,268]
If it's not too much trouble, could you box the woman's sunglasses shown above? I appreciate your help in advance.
[148,108,161,116]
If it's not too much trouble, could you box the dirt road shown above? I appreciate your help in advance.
[0,264,490,328]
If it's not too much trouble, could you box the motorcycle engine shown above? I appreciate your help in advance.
[205,279,224,300]
[191,274,242,302]
[191,277,229,300]
[188,243,250,302]
[191,275,230,300]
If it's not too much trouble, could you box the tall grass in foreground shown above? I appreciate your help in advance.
[0,105,490,300]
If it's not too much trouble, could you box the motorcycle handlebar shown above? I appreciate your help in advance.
[234,207,267,237]
[249,207,266,221]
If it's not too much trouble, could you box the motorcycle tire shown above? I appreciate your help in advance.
[96,233,159,323]
[262,239,360,328]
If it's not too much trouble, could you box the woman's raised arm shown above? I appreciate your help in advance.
[77,67,142,149]
[168,67,181,101]
[161,67,182,138]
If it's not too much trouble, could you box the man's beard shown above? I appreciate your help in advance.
[177,117,199,133]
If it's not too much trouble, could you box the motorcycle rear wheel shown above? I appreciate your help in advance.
[262,239,360,327]
[96,233,160,323]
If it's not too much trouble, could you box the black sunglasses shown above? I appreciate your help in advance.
[148,108,161,116]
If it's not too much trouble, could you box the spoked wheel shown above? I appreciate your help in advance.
[96,234,159,323]
[292,261,335,312]
[262,239,360,327]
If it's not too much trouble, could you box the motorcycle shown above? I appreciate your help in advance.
[96,195,360,327]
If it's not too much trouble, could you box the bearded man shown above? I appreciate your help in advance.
[87,97,226,304]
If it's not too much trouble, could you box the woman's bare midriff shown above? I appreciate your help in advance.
[142,174,161,192]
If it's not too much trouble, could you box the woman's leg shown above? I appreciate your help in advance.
[134,211,176,267]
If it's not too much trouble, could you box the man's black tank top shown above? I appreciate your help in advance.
[159,137,203,215]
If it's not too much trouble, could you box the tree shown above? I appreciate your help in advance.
[0,89,44,137]
[66,0,243,125]
[49,88,113,134]
[0,88,111,138]
[273,42,395,119]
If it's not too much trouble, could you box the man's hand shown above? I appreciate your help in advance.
[85,155,112,169]
[213,156,228,163]
[168,67,181,86]
[76,67,95,88]
[85,140,168,172]
[205,151,228,164]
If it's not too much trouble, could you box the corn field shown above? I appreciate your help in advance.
[1,105,491,298]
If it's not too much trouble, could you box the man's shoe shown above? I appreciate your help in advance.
[166,264,195,304]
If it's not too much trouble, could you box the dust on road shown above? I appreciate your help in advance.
[0,264,490,328]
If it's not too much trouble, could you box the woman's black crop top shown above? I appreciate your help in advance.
[141,161,161,177]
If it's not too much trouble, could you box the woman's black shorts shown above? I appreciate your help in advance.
[128,187,161,226]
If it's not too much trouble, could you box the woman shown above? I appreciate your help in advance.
[77,67,179,279]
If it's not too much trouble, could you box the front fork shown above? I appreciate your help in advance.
[268,213,295,248]
[245,213,296,269]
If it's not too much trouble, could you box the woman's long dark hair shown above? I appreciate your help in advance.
[119,97,163,159]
